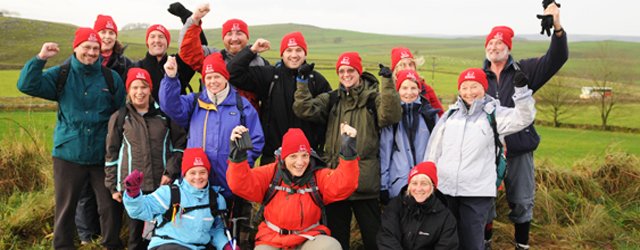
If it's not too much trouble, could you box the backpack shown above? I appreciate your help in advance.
[56,63,116,107]
[446,109,507,187]
[156,184,225,229]
[252,153,327,228]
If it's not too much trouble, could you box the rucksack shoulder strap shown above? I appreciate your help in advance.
[101,65,115,96]
[235,92,246,126]
[115,105,128,138]
[55,63,71,99]
[306,174,327,225]
[158,184,181,228]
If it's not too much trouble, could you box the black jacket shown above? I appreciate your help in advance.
[228,47,332,161]
[104,44,133,81]
[483,31,568,157]
[378,193,458,250]
[134,53,195,104]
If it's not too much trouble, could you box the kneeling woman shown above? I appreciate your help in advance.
[378,161,458,249]
[123,148,231,250]
[226,125,360,249]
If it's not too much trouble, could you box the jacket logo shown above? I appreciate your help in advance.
[205,64,214,74]
[193,157,204,166]
[340,56,351,65]
[287,38,298,47]
[229,112,237,116]
[136,72,146,79]
[494,32,503,40]
[401,51,411,59]
[106,21,115,30]
[418,231,430,236]
[464,71,476,80]
[88,33,98,42]
[232,23,241,31]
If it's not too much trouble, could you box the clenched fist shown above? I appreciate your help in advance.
[38,42,60,60]
[250,38,271,54]
[164,56,178,78]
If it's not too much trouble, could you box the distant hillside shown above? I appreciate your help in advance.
[1,17,639,85]
[413,33,640,43]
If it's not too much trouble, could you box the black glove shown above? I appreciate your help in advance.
[378,64,392,78]
[229,134,249,162]
[514,70,529,88]
[168,2,208,45]
[537,0,561,37]
[536,14,554,37]
[339,134,357,158]
[297,63,315,81]
[380,190,390,205]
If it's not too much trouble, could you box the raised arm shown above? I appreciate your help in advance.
[376,66,402,127]
[17,43,62,101]
[293,63,331,123]
[495,71,536,137]
[227,40,274,98]
[159,56,197,128]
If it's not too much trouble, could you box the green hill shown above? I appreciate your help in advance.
[2,16,640,85]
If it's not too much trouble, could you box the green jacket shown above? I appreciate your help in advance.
[17,55,125,165]
[294,72,401,200]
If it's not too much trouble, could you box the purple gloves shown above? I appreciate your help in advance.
[124,169,144,198]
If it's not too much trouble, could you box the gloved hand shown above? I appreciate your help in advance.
[378,63,392,78]
[380,190,390,205]
[223,243,241,250]
[514,70,529,88]
[124,169,144,198]
[339,123,358,158]
[297,63,315,81]
[229,126,249,162]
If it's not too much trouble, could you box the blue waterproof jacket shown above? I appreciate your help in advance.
[124,180,228,250]
[17,55,125,164]
[159,75,264,198]
[380,99,438,198]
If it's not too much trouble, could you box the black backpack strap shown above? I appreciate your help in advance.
[55,63,71,99]
[101,65,115,95]
[235,92,246,126]
[326,90,339,114]
[208,187,220,216]
[419,96,438,133]
[306,174,327,225]
[157,184,181,228]
[487,111,503,165]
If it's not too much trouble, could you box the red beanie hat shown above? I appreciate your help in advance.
[182,148,211,177]
[125,68,152,92]
[458,68,488,91]
[485,26,514,50]
[73,27,102,49]
[280,31,307,56]
[222,19,249,39]
[201,52,230,80]
[391,47,414,71]
[395,69,421,91]
[93,14,118,35]
[146,24,171,48]
[335,52,362,75]
[408,161,438,188]
[280,128,311,160]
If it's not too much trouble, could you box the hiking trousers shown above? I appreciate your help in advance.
[444,196,494,250]
[504,152,535,223]
[326,199,380,250]
[53,157,123,249]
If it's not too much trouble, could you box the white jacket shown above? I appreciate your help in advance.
[425,86,535,197]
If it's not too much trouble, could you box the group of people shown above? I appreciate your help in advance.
[16,1,568,250]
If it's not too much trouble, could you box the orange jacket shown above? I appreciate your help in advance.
[227,157,359,249]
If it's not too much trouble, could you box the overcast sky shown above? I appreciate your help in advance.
[3,0,637,37]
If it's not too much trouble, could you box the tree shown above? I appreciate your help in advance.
[535,77,576,127]
[589,42,618,130]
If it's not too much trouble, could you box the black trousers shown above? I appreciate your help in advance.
[326,199,380,250]
[52,157,123,249]
[444,195,494,250]
[115,201,150,250]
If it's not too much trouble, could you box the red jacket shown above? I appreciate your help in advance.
[227,157,359,249]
